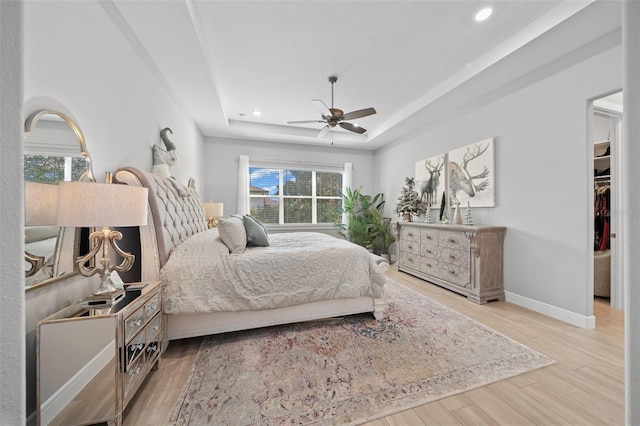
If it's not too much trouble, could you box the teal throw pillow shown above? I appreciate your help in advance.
[243,215,269,247]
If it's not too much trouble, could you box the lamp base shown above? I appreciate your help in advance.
[94,271,122,295]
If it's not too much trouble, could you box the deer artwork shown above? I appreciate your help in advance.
[420,157,445,206]
[448,143,490,204]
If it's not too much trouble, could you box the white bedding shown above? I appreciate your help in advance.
[160,230,387,315]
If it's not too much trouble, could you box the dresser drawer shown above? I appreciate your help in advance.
[124,307,145,343]
[438,262,470,287]
[420,257,439,276]
[401,226,420,242]
[439,247,470,267]
[420,243,440,259]
[399,251,421,270]
[439,230,469,251]
[402,239,420,255]
[420,228,439,245]
[125,330,146,368]
[145,293,161,321]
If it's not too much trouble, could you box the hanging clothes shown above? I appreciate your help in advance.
[594,184,610,251]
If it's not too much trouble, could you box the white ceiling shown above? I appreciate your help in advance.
[105,1,622,150]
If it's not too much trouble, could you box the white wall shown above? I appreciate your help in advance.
[1,1,25,424]
[376,44,622,326]
[204,137,376,216]
[22,1,204,420]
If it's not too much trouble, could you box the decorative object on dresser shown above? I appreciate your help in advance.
[37,281,162,426]
[395,177,425,222]
[55,177,148,296]
[447,138,495,207]
[415,154,446,209]
[203,202,223,228]
[397,222,506,304]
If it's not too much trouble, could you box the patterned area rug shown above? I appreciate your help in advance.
[170,279,554,425]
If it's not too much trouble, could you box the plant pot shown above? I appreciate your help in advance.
[380,253,391,263]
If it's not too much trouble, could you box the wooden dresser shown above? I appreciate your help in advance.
[397,222,506,304]
[37,281,162,426]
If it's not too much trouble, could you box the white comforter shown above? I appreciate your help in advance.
[160,230,387,315]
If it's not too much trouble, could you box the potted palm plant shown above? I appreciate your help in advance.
[336,187,385,251]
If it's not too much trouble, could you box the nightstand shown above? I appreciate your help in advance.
[37,281,162,426]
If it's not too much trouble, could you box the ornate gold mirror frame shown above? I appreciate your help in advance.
[24,109,95,291]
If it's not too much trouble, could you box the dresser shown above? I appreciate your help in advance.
[397,223,506,304]
[37,281,162,426]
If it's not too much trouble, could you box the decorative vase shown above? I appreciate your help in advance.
[453,202,462,225]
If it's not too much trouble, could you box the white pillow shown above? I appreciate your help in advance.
[217,217,247,254]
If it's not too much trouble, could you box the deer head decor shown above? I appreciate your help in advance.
[447,142,491,205]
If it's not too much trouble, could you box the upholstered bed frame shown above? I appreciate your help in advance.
[114,167,386,342]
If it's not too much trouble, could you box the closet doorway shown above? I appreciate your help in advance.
[590,91,623,310]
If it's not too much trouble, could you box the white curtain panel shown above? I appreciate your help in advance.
[237,155,250,215]
[342,162,353,225]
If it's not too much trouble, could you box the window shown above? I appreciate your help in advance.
[24,155,86,184]
[249,167,343,225]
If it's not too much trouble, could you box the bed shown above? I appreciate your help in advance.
[114,167,387,342]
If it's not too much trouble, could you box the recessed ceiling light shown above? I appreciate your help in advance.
[252,110,262,117]
[475,7,493,22]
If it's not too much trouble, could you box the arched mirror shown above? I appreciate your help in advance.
[24,110,95,289]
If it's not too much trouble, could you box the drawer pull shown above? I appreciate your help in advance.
[152,325,159,332]
[408,257,414,262]
[426,235,432,240]
[426,263,432,268]
[130,367,141,376]
[148,303,158,311]
[449,238,456,244]
[449,268,456,275]
[408,232,414,237]
[449,254,456,259]
[129,319,142,329]
[426,249,432,254]
[408,244,414,250]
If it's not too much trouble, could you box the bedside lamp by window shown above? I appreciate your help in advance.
[24,182,59,277]
[56,181,148,295]
[203,202,223,228]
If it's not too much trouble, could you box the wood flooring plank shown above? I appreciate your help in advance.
[413,401,463,425]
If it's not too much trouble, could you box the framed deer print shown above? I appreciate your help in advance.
[415,154,447,209]
[447,138,495,207]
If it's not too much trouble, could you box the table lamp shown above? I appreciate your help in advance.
[24,182,59,277]
[203,202,224,228]
[56,180,148,295]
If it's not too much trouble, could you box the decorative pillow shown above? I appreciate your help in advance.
[243,215,269,247]
[217,217,247,254]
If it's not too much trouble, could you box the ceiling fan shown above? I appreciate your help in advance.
[287,75,376,138]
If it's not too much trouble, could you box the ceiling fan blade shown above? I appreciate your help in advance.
[317,125,331,138]
[287,119,325,124]
[312,99,331,114]
[342,107,377,121]
[339,122,366,134]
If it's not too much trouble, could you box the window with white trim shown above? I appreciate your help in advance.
[249,166,344,224]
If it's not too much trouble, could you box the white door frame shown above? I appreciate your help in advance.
[589,96,624,310]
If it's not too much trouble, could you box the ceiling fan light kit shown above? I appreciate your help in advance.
[288,75,376,140]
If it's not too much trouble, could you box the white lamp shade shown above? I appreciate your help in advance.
[25,182,59,226]
[203,202,224,218]
[56,181,148,228]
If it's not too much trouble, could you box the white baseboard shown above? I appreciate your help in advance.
[40,341,114,425]
[505,291,596,329]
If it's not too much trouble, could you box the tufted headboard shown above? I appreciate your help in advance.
[114,167,207,275]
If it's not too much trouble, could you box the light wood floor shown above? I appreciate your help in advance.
[123,269,624,425]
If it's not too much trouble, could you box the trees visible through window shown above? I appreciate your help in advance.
[24,155,86,184]
[249,167,343,224]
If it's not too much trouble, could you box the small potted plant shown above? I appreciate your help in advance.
[395,177,426,222]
